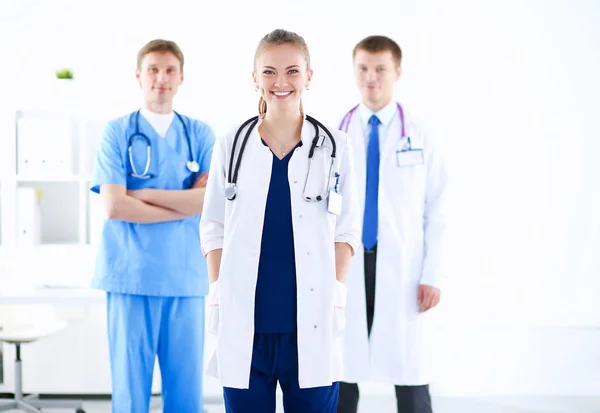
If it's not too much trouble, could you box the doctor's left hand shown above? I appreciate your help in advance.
[192,172,208,188]
[418,285,440,313]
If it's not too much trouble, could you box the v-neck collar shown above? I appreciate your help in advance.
[139,109,175,139]
[261,139,303,161]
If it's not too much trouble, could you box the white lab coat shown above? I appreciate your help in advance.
[341,103,448,385]
[200,115,361,389]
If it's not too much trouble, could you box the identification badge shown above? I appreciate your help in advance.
[396,149,424,167]
[328,191,342,215]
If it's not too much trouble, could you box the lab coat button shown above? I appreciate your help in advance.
[310,288,314,292]
[294,180,298,184]
[306,252,310,256]
[299,215,303,219]
[314,325,317,329]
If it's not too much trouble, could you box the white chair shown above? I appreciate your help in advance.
[0,304,85,413]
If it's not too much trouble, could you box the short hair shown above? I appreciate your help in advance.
[353,35,402,67]
[136,39,184,72]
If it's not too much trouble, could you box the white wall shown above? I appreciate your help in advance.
[425,0,600,329]
[1,0,599,398]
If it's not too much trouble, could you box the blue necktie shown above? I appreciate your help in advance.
[363,115,380,251]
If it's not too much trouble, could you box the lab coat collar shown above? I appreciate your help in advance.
[300,113,314,144]
[358,100,397,127]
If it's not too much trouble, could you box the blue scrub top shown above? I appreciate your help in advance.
[254,142,302,334]
[90,111,215,297]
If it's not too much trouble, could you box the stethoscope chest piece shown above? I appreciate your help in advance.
[187,160,200,173]
[225,183,237,201]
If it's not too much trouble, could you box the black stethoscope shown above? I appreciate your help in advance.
[128,110,200,179]
[225,115,337,201]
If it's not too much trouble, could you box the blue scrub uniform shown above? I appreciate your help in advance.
[223,142,339,413]
[91,111,215,413]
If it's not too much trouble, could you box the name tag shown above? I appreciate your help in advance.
[396,149,424,167]
[328,191,342,215]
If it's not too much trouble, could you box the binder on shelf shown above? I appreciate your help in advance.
[17,115,73,175]
[16,116,42,175]
[16,187,42,245]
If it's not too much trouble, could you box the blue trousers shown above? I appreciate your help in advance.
[107,293,205,413]
[223,333,339,413]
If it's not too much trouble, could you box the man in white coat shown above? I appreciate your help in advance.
[336,35,448,413]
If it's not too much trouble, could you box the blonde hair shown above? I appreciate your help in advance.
[254,29,311,115]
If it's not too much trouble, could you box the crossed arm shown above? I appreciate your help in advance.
[100,173,208,224]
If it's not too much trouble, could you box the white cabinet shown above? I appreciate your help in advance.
[0,110,107,249]
[0,109,120,394]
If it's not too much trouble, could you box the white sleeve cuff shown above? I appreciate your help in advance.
[201,240,224,257]
[419,272,444,290]
[334,235,360,256]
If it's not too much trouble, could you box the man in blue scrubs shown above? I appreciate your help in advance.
[90,39,215,413]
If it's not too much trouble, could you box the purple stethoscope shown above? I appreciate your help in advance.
[338,102,406,142]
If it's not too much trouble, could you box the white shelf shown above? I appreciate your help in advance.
[15,174,84,183]
[0,109,101,248]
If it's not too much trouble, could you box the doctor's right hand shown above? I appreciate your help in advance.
[418,284,440,313]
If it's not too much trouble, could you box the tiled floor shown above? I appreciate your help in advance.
[1,396,598,412]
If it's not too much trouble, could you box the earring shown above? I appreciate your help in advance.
[306,84,310,90]
[254,86,259,91]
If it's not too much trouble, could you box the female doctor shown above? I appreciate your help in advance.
[200,29,360,413]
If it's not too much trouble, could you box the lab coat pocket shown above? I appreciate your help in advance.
[332,280,347,339]
[396,149,424,167]
[207,281,220,336]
